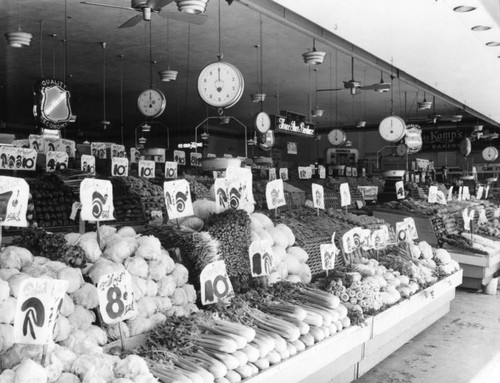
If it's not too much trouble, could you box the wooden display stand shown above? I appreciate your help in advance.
[447,249,500,289]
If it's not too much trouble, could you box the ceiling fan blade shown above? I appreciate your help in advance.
[360,83,391,91]
[159,10,208,25]
[119,14,144,28]
[151,0,175,10]
[316,88,345,92]
[80,1,135,11]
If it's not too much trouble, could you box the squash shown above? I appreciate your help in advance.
[283,255,302,275]
[275,224,295,247]
[250,213,274,229]
[286,247,309,263]
[268,228,288,248]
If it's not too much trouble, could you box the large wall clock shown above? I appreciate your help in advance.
[197,61,244,109]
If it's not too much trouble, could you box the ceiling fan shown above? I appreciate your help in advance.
[80,0,208,28]
[317,57,391,95]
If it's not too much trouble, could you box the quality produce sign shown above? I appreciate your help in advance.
[0,146,37,171]
[0,176,30,227]
[97,270,136,324]
[14,278,68,344]
[80,178,115,221]
[163,179,194,220]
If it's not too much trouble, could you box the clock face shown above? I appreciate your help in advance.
[137,89,166,118]
[396,143,408,157]
[482,146,499,162]
[197,61,244,108]
[328,129,346,146]
[460,138,472,157]
[254,111,271,134]
[379,116,406,142]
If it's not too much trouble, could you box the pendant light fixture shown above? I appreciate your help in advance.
[251,15,266,103]
[158,17,178,82]
[175,0,209,14]
[100,42,110,130]
[5,0,33,48]
[417,91,432,111]
[311,68,324,117]
[302,38,326,65]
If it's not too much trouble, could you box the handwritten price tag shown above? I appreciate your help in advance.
[111,144,126,158]
[404,217,418,240]
[320,244,337,271]
[279,168,289,181]
[138,160,155,178]
[269,168,277,181]
[0,146,37,171]
[463,208,475,231]
[80,178,115,221]
[312,183,325,210]
[340,183,351,207]
[29,134,44,152]
[266,179,286,210]
[97,270,136,324]
[298,166,312,179]
[447,186,453,202]
[395,181,405,200]
[428,185,438,203]
[165,161,178,179]
[81,154,95,175]
[318,165,326,179]
[249,241,273,277]
[200,260,234,305]
[14,278,68,344]
[190,152,202,167]
[163,179,194,220]
[0,176,30,227]
[173,150,186,165]
[342,227,363,253]
[111,157,129,176]
[46,151,68,172]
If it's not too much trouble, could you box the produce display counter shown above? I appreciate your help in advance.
[371,208,438,247]
[447,249,500,289]
[244,271,462,383]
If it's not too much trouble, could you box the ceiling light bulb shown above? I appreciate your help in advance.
[453,5,476,12]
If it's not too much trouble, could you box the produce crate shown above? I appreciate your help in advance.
[358,186,378,201]
[447,249,500,289]
[298,236,345,276]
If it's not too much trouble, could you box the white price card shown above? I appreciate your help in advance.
[12,139,29,148]
[269,168,277,181]
[0,176,30,227]
[43,137,58,153]
[463,186,470,201]
[0,146,37,171]
[138,160,155,178]
[97,270,136,325]
[320,244,337,271]
[173,150,186,165]
[458,186,463,201]
[91,142,107,159]
[476,186,484,200]
[200,260,234,305]
[164,161,178,179]
[80,178,115,221]
[249,240,273,277]
[163,179,194,220]
[190,152,202,167]
[111,144,126,158]
[14,278,68,344]
[56,139,76,158]
[371,229,388,250]
[29,134,44,152]
[46,151,68,172]
[318,165,326,179]
[436,191,447,205]
[81,154,95,175]
[298,166,312,179]
[404,217,418,240]
[395,181,405,200]
[345,167,352,177]
[312,183,325,210]
[213,170,226,179]
[485,185,490,199]
[342,227,363,253]
[111,157,129,177]
[428,185,438,203]
[266,179,286,210]
[462,208,475,231]
[340,183,351,207]
[395,221,410,242]
[225,166,255,212]
[130,147,140,163]
[352,167,358,177]
[207,153,216,158]
[447,186,453,202]
[279,168,289,181]
[478,209,488,226]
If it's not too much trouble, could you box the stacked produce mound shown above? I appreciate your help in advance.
[184,175,213,201]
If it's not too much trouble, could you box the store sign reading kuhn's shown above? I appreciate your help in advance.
[33,79,73,129]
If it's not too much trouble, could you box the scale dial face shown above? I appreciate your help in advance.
[137,88,166,118]
[460,138,472,157]
[379,116,407,142]
[254,111,271,134]
[328,129,347,146]
[396,143,408,157]
[197,61,244,108]
[482,146,499,162]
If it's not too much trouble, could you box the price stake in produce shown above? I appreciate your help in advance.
[371,228,388,250]
[485,185,490,199]
[447,186,453,202]
[340,183,351,209]
[463,186,470,201]
[14,278,68,345]
[462,208,475,232]
[312,183,325,213]
[163,179,194,220]
[342,227,363,253]
[476,186,484,200]
[46,151,68,172]
[97,270,136,325]
[80,178,115,222]
[0,146,37,171]
[81,154,95,175]
[321,233,341,273]
[266,179,286,214]
[164,161,178,179]
[111,157,129,177]
[173,150,186,165]
[190,152,202,167]
[458,186,463,201]
[130,147,140,163]
[29,134,44,152]
[249,240,273,277]
[428,185,438,203]
[279,168,288,181]
[200,260,234,305]
[268,168,277,181]
[403,217,419,240]
[318,165,326,179]
[395,181,405,200]
[91,142,107,159]
[0,176,30,246]
[298,166,312,179]
[395,221,411,242]
[138,160,155,178]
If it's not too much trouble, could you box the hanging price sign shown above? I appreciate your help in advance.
[0,146,37,171]
[164,161,178,179]
[266,179,286,210]
[342,227,363,253]
[80,178,115,221]
[269,168,277,181]
[111,144,126,158]
[395,181,405,200]
[312,183,325,210]
[81,154,95,175]
[91,142,107,159]
[279,168,289,181]
[318,165,326,179]
[163,179,194,220]
[249,240,273,277]
[298,166,312,179]
[97,270,136,325]
[340,183,351,207]
[138,160,155,178]
[190,152,202,167]
[476,186,484,200]
[200,260,234,305]
[111,157,129,177]
[0,176,30,227]
[173,150,186,165]
[29,134,44,152]
[428,185,438,203]
[14,278,68,344]
[404,217,418,240]
[46,151,68,172]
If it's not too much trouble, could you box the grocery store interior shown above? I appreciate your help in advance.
[0,0,500,382]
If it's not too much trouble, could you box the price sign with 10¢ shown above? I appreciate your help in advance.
[200,260,234,305]
[165,161,178,179]
[81,154,95,175]
[112,157,129,177]
[138,160,155,178]
[97,270,136,324]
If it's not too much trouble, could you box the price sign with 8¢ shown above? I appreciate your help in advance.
[97,270,136,324]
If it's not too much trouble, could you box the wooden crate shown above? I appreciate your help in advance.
[448,250,500,289]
